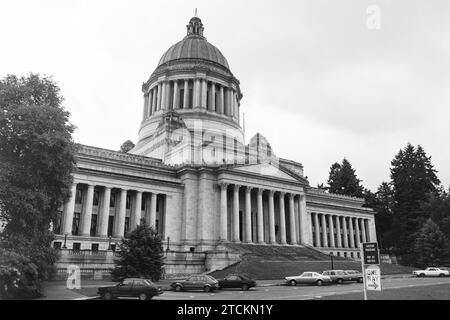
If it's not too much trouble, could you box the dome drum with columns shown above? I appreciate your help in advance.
[133,16,244,162]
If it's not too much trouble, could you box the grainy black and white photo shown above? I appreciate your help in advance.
[1,0,450,309]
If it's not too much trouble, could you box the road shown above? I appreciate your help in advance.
[152,277,450,300]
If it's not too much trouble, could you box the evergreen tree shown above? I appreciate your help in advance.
[413,219,448,268]
[327,158,364,197]
[390,143,440,264]
[111,220,165,282]
[0,74,76,297]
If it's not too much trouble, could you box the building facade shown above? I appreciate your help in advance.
[52,16,376,275]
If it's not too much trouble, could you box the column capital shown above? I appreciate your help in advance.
[279,191,286,197]
[245,185,252,192]
[257,188,264,195]
[233,184,241,191]
[219,182,229,189]
[268,190,275,196]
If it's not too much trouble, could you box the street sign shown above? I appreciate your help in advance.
[365,265,381,291]
[362,242,380,265]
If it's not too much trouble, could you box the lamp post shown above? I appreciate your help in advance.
[108,236,112,251]
[330,252,334,270]
[166,236,170,252]
[62,233,68,249]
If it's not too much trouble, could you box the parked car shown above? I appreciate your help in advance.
[170,275,219,292]
[344,270,364,283]
[218,274,257,290]
[285,272,332,286]
[322,270,357,284]
[412,267,450,277]
[97,278,163,300]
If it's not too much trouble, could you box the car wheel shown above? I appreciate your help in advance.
[241,284,249,291]
[289,280,297,286]
[175,285,183,292]
[316,280,323,286]
[357,277,363,283]
[204,286,211,293]
[104,292,113,300]
[439,274,445,277]
[138,293,147,300]
[419,273,425,278]
[336,278,343,284]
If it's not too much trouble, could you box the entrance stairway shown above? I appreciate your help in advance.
[208,244,414,280]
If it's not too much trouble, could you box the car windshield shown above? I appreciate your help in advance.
[144,280,154,286]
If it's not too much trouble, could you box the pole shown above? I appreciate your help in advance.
[63,233,67,249]
[360,244,367,300]
[330,253,334,270]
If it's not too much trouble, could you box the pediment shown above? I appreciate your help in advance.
[231,162,299,182]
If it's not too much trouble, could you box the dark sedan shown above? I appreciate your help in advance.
[170,275,219,292]
[97,278,163,300]
[218,274,257,290]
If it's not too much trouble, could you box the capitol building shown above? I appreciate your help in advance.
[52,15,376,277]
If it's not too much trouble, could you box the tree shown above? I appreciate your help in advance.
[120,140,135,153]
[111,220,165,282]
[326,158,364,197]
[389,143,440,263]
[413,219,449,268]
[0,73,76,297]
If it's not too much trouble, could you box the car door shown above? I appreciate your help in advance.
[299,273,312,284]
[224,275,239,288]
[115,279,133,297]
[184,276,196,290]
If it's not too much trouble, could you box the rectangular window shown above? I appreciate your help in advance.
[180,89,184,108]
[126,195,131,209]
[189,88,193,108]
[72,212,80,236]
[73,243,81,251]
[53,242,62,250]
[91,243,99,252]
[141,197,146,211]
[75,189,82,204]
[53,210,62,234]
[110,192,116,207]
[90,214,98,237]
[93,190,100,206]
[124,217,130,235]
[107,216,114,237]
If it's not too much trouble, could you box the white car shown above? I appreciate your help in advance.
[412,267,450,277]
[285,272,332,286]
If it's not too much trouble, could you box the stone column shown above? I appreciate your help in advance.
[368,218,376,242]
[211,82,216,111]
[98,186,111,237]
[268,190,276,244]
[348,217,355,248]
[355,218,361,248]
[278,192,287,245]
[149,192,157,229]
[142,94,148,119]
[328,215,335,248]
[342,216,348,248]
[233,184,240,242]
[130,191,142,231]
[289,194,297,245]
[201,79,207,108]
[148,91,153,116]
[245,186,252,243]
[219,86,225,114]
[80,184,94,236]
[313,213,320,247]
[193,78,200,107]
[336,215,342,248]
[257,188,264,243]
[183,80,189,109]
[62,183,77,235]
[173,81,179,109]
[299,194,312,245]
[161,81,167,110]
[321,214,328,247]
[361,218,367,243]
[219,183,228,241]
[152,88,157,114]
[114,189,127,238]
[157,83,162,110]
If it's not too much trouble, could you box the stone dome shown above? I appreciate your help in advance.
[157,16,230,70]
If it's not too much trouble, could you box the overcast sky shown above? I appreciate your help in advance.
[1,0,449,191]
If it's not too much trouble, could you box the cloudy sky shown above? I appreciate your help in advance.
[1,0,449,191]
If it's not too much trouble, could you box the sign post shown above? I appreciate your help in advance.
[360,242,381,300]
